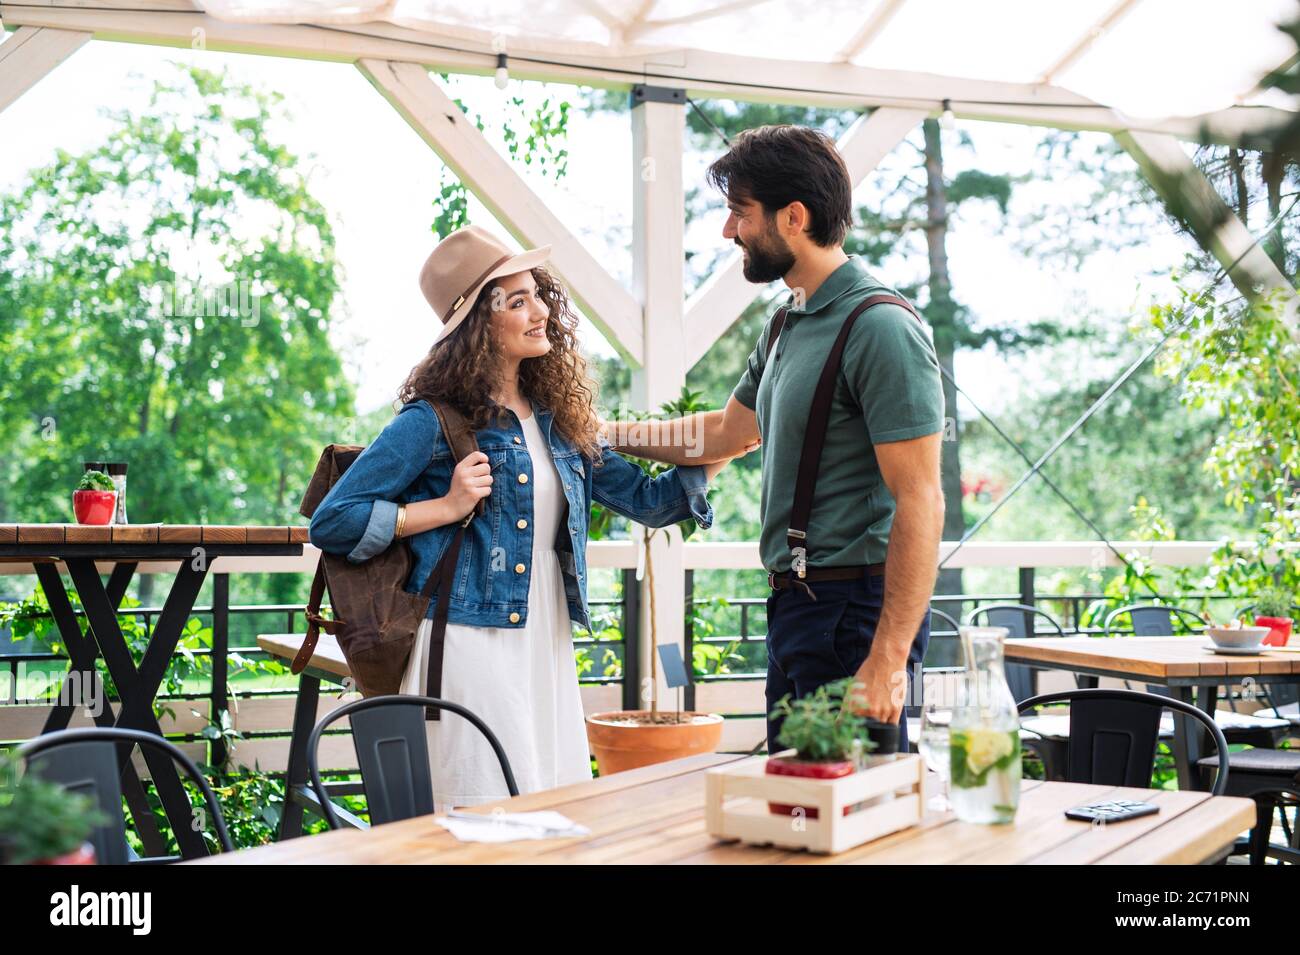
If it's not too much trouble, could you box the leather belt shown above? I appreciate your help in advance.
[768,562,884,596]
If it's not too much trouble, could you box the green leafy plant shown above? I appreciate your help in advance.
[0,751,107,864]
[75,470,116,492]
[769,677,875,763]
[1254,586,1295,620]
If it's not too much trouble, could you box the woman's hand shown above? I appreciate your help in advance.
[444,450,493,519]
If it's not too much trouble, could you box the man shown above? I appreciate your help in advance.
[607,124,946,753]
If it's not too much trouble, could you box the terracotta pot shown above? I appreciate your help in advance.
[33,842,96,865]
[1255,615,1293,647]
[585,711,723,775]
[765,756,856,818]
[73,489,116,525]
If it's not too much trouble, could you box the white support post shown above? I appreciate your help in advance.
[356,58,645,364]
[0,26,90,116]
[630,86,687,712]
[683,106,926,368]
[1118,130,1296,311]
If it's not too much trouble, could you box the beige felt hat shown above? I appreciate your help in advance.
[418,225,551,345]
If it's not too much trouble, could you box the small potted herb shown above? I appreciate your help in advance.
[0,753,106,865]
[765,677,890,818]
[1253,587,1295,647]
[73,470,117,525]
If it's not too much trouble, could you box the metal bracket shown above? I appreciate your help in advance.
[630,84,686,108]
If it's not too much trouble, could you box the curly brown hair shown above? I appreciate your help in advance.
[397,266,605,462]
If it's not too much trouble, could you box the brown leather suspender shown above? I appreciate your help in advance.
[762,293,923,594]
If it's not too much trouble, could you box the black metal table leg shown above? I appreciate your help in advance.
[1170,685,1200,790]
[279,672,322,841]
[32,562,166,857]
[66,558,211,859]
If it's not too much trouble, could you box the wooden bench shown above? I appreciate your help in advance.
[256,633,369,837]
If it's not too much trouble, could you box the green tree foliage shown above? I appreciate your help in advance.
[0,64,355,529]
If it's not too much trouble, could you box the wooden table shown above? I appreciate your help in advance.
[192,753,1256,865]
[0,522,308,858]
[1004,635,1300,788]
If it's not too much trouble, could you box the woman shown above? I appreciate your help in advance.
[309,225,730,809]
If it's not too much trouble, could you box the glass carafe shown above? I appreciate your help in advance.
[949,626,1021,824]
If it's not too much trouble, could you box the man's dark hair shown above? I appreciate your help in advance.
[706,125,853,247]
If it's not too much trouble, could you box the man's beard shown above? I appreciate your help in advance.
[737,230,795,284]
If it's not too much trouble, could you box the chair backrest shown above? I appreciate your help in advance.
[1103,603,1205,637]
[923,607,962,669]
[966,604,1065,703]
[308,694,519,829]
[1017,688,1229,795]
[17,727,233,862]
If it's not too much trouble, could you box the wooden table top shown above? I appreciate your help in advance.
[193,753,1255,865]
[0,523,310,545]
[1005,635,1300,681]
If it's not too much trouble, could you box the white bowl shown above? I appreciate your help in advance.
[1205,625,1270,649]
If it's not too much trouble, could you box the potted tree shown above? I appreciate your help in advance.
[73,470,117,525]
[765,677,888,818]
[1253,586,1295,647]
[584,527,724,774]
[0,752,106,865]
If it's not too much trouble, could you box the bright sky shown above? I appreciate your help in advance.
[0,35,1204,418]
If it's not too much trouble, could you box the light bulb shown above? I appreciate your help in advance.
[494,53,509,90]
[940,98,955,132]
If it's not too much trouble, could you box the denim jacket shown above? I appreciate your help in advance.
[309,399,713,631]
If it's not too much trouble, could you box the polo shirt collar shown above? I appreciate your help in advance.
[786,255,868,316]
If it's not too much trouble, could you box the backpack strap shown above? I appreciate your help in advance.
[786,293,922,592]
[418,399,485,719]
[764,307,789,365]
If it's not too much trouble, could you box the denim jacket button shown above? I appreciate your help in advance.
[515,563,526,574]
[516,518,527,529]
[509,612,521,623]
[518,473,528,484]
[513,437,521,444]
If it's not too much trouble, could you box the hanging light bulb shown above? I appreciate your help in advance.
[494,53,509,90]
[940,99,956,132]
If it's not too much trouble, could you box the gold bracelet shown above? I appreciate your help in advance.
[395,504,407,539]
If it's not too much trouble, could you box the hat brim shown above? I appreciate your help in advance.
[433,245,553,345]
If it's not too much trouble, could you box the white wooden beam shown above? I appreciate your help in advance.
[683,106,926,369]
[629,90,687,708]
[0,25,89,115]
[1038,0,1142,85]
[835,0,908,63]
[1,2,1289,146]
[1117,130,1295,309]
[356,58,644,364]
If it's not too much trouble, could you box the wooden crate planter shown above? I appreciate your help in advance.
[705,752,927,854]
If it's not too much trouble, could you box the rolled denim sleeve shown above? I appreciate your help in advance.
[591,442,714,530]
[309,402,441,563]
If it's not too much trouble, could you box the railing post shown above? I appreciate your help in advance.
[684,569,695,712]
[1019,567,1035,611]
[621,568,641,712]
[210,573,230,768]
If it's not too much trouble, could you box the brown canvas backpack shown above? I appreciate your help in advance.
[292,400,484,720]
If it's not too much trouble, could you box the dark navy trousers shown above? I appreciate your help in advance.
[765,569,929,754]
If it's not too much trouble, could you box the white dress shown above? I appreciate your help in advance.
[398,407,594,808]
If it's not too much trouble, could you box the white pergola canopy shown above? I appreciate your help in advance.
[194,0,1298,120]
[1,0,1297,700]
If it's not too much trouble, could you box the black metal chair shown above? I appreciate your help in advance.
[17,727,233,863]
[1196,749,1300,865]
[965,603,1067,703]
[307,694,519,829]
[1232,602,1300,727]
[1104,603,1289,747]
[1017,688,1229,795]
[923,607,962,669]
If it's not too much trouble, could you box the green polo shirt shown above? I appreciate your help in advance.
[731,256,945,573]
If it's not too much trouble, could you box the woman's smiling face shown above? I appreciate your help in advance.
[489,269,552,362]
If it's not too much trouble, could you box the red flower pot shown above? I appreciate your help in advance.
[33,843,96,865]
[765,756,856,818]
[73,490,116,525]
[1255,616,1293,647]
